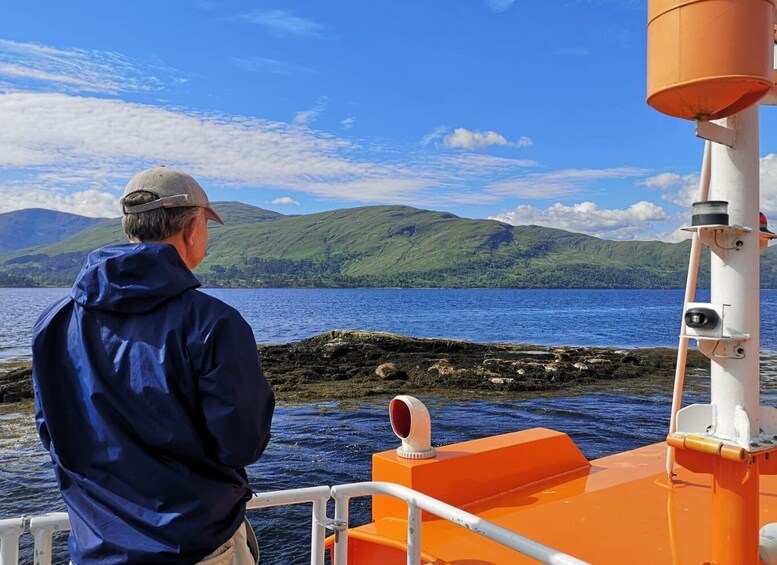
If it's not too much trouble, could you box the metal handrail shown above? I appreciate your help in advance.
[330,481,589,565]
[29,513,69,565]
[0,482,589,565]
[0,517,24,565]
[247,485,331,565]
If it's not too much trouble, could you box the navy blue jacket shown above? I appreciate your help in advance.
[32,243,275,564]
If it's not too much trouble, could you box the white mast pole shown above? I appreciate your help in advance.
[705,104,762,565]
[708,105,761,444]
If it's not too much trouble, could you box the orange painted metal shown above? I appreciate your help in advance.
[647,0,774,120]
[335,430,777,564]
[371,428,590,522]
[711,457,760,565]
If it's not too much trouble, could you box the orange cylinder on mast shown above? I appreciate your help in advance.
[647,0,775,120]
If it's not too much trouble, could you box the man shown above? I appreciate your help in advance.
[32,166,275,564]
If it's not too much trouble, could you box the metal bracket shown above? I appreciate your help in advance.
[681,225,751,260]
[735,405,752,448]
[676,403,715,435]
[697,339,747,359]
[322,518,347,542]
[675,405,771,451]
[696,120,736,147]
[322,518,346,531]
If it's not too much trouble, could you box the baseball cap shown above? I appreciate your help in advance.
[121,166,224,225]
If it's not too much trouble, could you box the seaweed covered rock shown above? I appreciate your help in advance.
[0,366,33,403]
[0,330,708,404]
[257,330,707,401]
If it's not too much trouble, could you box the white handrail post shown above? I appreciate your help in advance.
[310,497,327,565]
[31,529,53,565]
[332,493,350,565]
[0,517,25,565]
[407,499,421,565]
[29,513,70,565]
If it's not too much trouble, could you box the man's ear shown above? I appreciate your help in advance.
[182,214,200,245]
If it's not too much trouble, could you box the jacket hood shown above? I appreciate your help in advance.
[71,243,201,313]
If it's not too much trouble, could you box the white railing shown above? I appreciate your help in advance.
[29,514,70,565]
[0,482,589,565]
[0,518,24,565]
[331,482,588,565]
[246,485,330,565]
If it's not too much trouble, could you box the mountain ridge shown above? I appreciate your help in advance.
[0,208,110,253]
[0,202,759,289]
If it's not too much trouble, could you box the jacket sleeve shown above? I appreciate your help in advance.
[32,377,52,451]
[197,312,275,469]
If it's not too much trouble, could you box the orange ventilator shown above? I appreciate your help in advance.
[647,0,775,120]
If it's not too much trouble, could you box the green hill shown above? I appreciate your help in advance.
[0,209,109,252]
[0,203,726,288]
[0,202,284,286]
[195,205,700,288]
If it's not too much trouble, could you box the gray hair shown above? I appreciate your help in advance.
[121,191,201,242]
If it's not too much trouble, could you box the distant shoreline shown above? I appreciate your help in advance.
[0,330,708,405]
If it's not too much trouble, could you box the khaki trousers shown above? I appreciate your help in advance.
[197,521,259,565]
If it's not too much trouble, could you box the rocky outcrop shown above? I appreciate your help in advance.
[0,365,33,403]
[0,330,708,404]
[259,330,707,401]
[375,363,408,381]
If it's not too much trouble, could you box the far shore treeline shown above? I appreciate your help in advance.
[1,202,775,289]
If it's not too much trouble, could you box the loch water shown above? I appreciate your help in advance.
[2,287,769,360]
[3,288,777,564]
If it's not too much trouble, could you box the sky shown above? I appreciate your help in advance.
[1,0,777,241]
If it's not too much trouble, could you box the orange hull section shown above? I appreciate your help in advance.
[336,429,777,564]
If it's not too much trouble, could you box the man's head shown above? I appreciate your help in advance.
[121,166,223,269]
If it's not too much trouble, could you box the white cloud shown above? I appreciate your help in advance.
[292,177,435,202]
[639,158,777,237]
[437,153,539,173]
[231,57,313,76]
[643,172,683,190]
[556,47,591,57]
[0,182,119,217]
[0,39,179,95]
[0,92,518,210]
[489,0,515,13]
[421,125,450,147]
[491,200,670,240]
[293,98,328,126]
[644,157,777,217]
[757,154,777,216]
[423,126,533,151]
[232,10,326,38]
[293,109,318,125]
[0,39,682,222]
[270,196,300,206]
[642,172,698,208]
[656,226,693,243]
[487,167,648,199]
[1,93,653,214]
[444,128,509,150]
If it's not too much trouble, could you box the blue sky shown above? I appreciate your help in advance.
[1,0,775,240]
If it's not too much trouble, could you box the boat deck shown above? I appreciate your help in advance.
[344,431,777,564]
